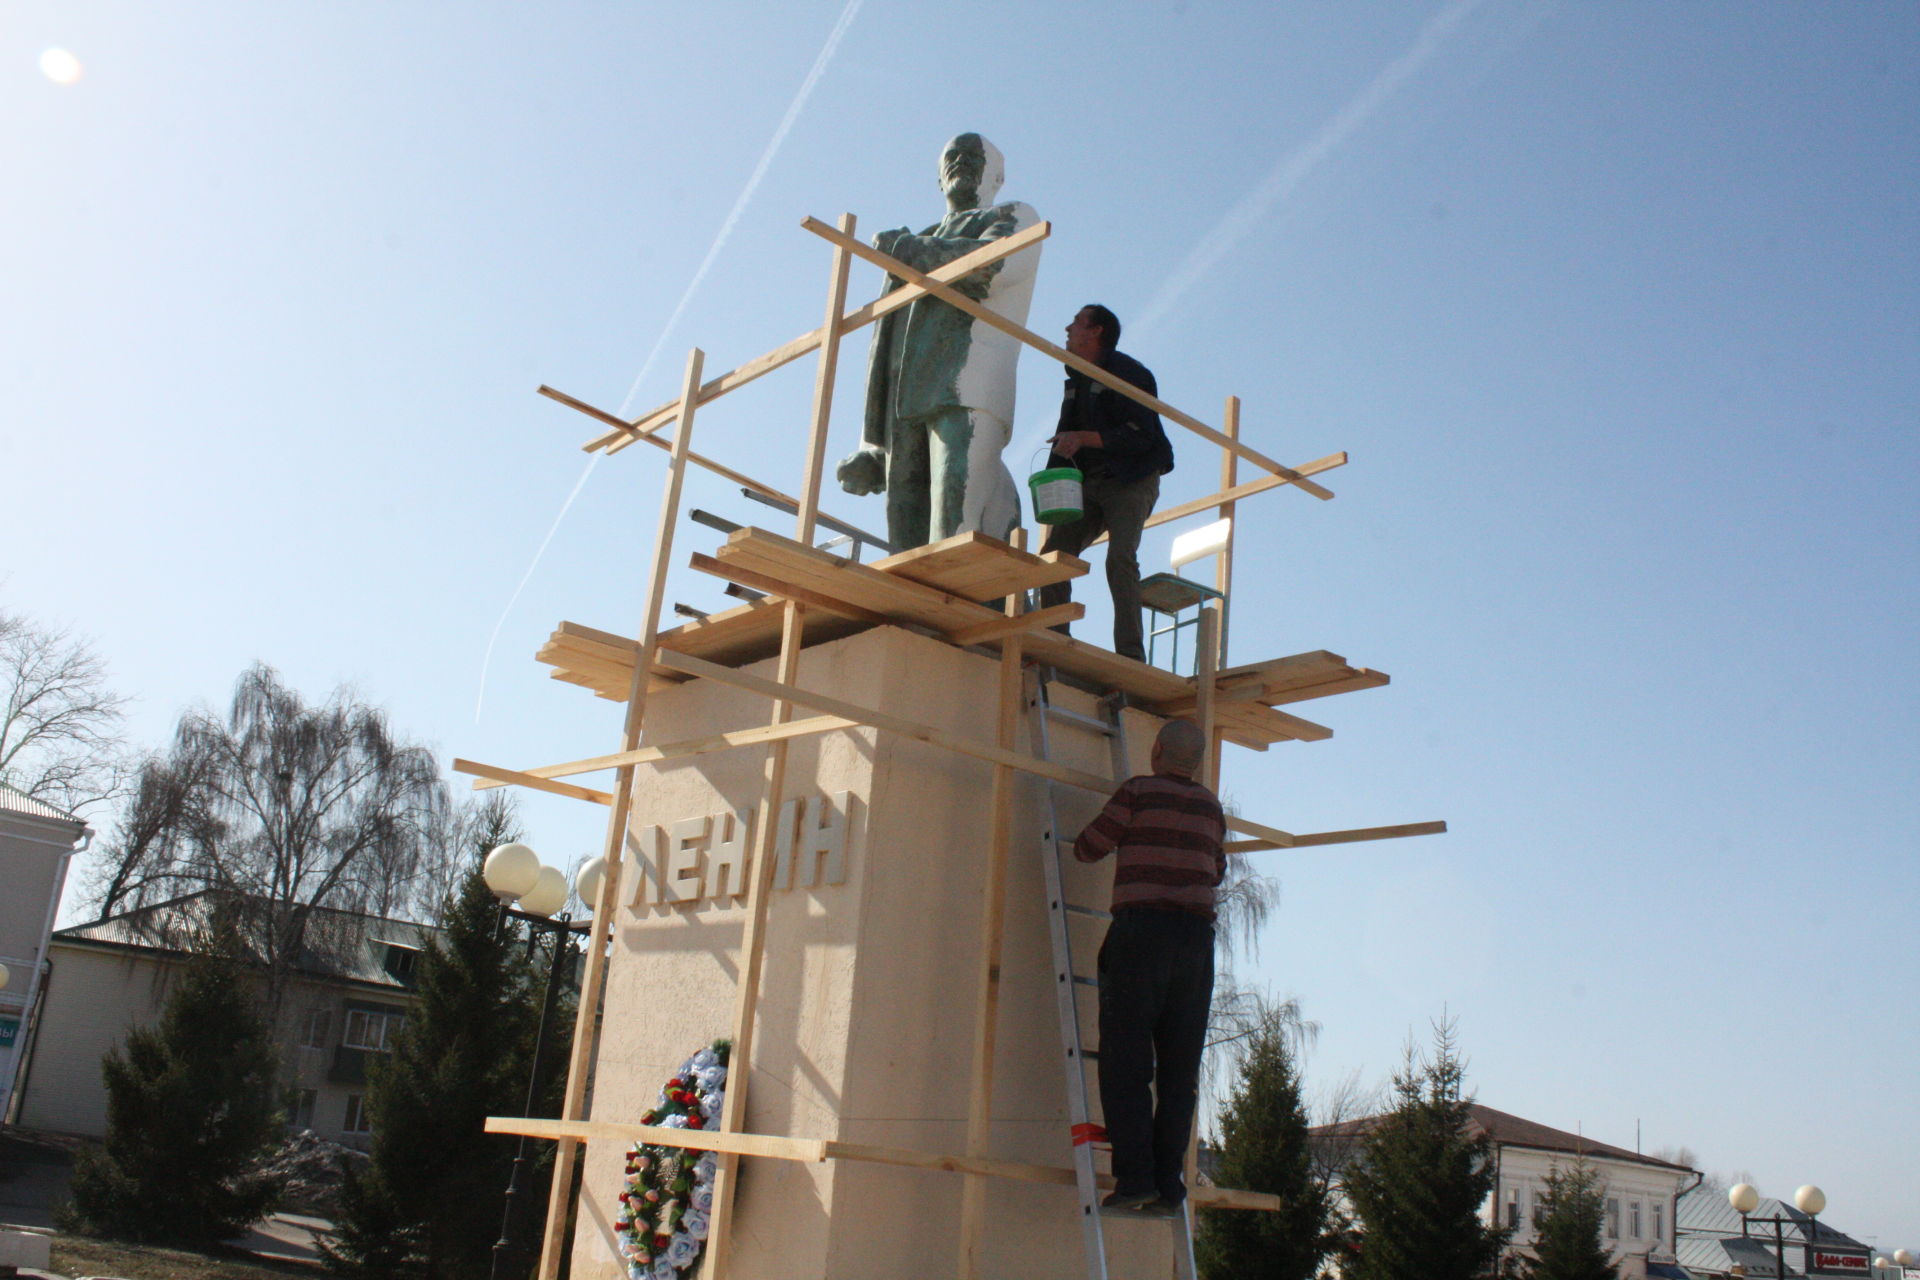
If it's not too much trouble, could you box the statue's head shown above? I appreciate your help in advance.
[939,133,1004,208]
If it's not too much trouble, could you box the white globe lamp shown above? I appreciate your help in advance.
[518,865,569,918]
[1794,1185,1827,1217]
[0,961,10,991]
[484,842,542,903]
[1891,1250,1914,1268]
[1729,1183,1761,1215]
[575,857,608,912]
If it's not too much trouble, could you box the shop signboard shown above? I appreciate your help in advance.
[1812,1250,1872,1276]
[0,1015,18,1050]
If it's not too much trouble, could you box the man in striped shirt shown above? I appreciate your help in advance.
[1073,717,1225,1215]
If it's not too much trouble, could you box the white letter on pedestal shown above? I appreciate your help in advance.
[666,816,708,903]
[705,808,751,900]
[626,824,668,907]
[795,792,850,889]
[771,798,801,892]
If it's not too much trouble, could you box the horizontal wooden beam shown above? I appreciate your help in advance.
[539,385,803,506]
[1224,819,1447,853]
[945,601,1083,646]
[483,1116,1281,1211]
[803,216,1334,500]
[451,758,613,806]
[588,220,1053,454]
[689,552,891,626]
[468,714,858,791]
[655,648,1116,795]
[485,1116,828,1163]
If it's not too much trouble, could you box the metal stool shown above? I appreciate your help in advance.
[1139,518,1230,675]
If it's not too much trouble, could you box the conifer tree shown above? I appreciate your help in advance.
[1197,1006,1331,1280]
[62,905,284,1245]
[1343,1022,1507,1280]
[1522,1161,1616,1280]
[324,795,564,1280]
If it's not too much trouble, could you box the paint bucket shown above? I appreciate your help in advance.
[1028,448,1084,525]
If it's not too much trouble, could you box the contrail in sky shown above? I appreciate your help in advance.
[1132,0,1489,341]
[615,0,867,416]
[475,0,866,723]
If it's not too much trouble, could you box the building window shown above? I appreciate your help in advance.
[1532,1188,1545,1229]
[1506,1185,1521,1229]
[1652,1202,1665,1246]
[1630,1201,1642,1239]
[343,1093,371,1134]
[343,1007,405,1052]
[299,1008,331,1049]
[290,1088,316,1130]
[1606,1198,1620,1239]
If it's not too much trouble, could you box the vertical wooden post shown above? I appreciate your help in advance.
[536,347,706,1280]
[703,215,855,1278]
[1187,601,1222,1200]
[959,530,1028,1278]
[1216,396,1241,670]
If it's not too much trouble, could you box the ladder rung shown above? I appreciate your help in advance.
[1064,902,1112,920]
[1043,704,1118,735]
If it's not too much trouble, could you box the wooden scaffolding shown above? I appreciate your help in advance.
[457,211,1445,1279]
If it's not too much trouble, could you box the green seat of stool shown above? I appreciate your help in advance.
[1138,573,1224,615]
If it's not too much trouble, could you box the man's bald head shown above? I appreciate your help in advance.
[1153,718,1206,778]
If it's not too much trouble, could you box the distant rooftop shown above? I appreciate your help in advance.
[0,781,87,831]
[1312,1103,1696,1173]
[56,888,435,992]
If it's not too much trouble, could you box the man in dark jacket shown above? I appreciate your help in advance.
[1038,304,1174,661]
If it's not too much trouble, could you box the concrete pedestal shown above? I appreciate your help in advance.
[569,624,1184,1279]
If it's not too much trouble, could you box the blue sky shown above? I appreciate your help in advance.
[5,0,1916,1253]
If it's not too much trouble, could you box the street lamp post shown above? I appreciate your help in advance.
[484,845,605,1280]
[1730,1183,1829,1280]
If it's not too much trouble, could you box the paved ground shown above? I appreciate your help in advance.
[0,1127,326,1266]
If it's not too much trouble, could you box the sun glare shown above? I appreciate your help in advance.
[40,47,84,85]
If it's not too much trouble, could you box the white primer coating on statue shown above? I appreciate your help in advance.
[837,133,1042,549]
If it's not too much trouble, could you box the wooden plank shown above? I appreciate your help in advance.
[794,212,856,543]
[803,216,1336,499]
[587,220,1051,453]
[1290,820,1447,847]
[486,1116,829,1165]
[539,384,802,504]
[689,552,890,625]
[705,601,808,1280]
[451,758,613,806]
[1078,452,1350,551]
[961,568,1027,1278]
[1217,396,1240,668]
[466,716,856,790]
[655,648,1117,796]
[537,347,707,1280]
[872,532,1086,602]
[483,1116,1280,1210]
[945,601,1083,646]
[1224,815,1297,847]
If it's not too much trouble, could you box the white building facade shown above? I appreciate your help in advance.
[0,783,91,1124]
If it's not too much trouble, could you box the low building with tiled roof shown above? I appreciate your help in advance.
[12,888,432,1149]
[0,782,92,1125]
[1310,1102,1701,1280]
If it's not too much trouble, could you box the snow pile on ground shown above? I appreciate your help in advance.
[257,1131,368,1216]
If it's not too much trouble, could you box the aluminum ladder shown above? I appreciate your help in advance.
[1029,667,1199,1280]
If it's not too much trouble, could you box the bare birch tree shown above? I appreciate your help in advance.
[0,608,129,815]
[86,663,449,1022]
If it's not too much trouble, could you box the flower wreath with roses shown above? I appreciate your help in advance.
[613,1039,729,1280]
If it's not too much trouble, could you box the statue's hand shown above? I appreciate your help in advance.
[837,447,887,496]
[873,227,912,256]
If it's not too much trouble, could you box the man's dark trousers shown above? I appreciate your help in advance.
[1038,474,1160,662]
[1096,906,1215,1203]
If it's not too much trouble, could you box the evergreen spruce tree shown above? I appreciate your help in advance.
[1197,1009,1331,1280]
[1343,1022,1508,1280]
[62,905,284,1245]
[1522,1161,1616,1280]
[324,796,565,1280]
